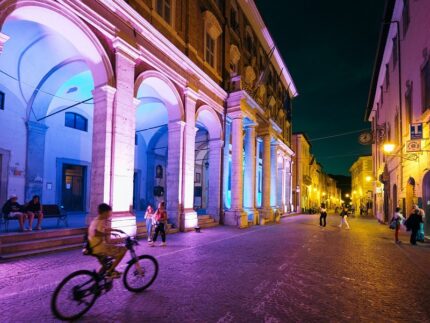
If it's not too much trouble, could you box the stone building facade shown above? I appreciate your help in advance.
[366,0,430,233]
[349,155,373,215]
[0,0,297,233]
[292,133,340,213]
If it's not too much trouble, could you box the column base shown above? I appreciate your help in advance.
[224,210,248,228]
[206,206,221,222]
[111,212,137,236]
[258,208,274,225]
[244,208,259,226]
[180,208,198,232]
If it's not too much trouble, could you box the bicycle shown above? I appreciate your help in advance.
[51,235,159,321]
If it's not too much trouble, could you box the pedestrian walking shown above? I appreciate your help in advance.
[405,208,423,245]
[150,201,167,247]
[144,204,155,243]
[414,205,426,242]
[338,205,350,229]
[391,207,404,244]
[319,203,327,227]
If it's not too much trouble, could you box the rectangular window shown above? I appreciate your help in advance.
[0,91,4,110]
[422,60,430,112]
[385,64,390,90]
[394,113,400,145]
[405,81,413,124]
[402,0,410,36]
[380,86,384,106]
[392,36,398,68]
[205,32,215,68]
[156,0,172,25]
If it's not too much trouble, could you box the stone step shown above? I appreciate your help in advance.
[197,215,212,220]
[0,227,87,244]
[198,221,219,229]
[198,218,216,225]
[0,234,84,254]
[0,243,83,260]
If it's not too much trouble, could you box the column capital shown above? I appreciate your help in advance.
[133,97,141,107]
[113,37,140,63]
[92,85,117,103]
[26,121,48,134]
[184,87,199,102]
[209,139,224,148]
[169,120,186,131]
[228,110,244,120]
[0,33,10,54]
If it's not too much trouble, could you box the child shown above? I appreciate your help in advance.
[144,204,155,243]
[392,207,404,244]
[88,203,127,278]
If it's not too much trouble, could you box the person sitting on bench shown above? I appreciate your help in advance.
[26,195,44,230]
[2,195,27,232]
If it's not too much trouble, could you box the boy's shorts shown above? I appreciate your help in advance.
[92,243,126,258]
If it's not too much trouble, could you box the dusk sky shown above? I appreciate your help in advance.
[255,0,386,175]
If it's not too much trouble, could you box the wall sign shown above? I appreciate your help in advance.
[406,140,421,152]
[410,123,423,140]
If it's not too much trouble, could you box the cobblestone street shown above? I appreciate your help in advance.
[1,214,430,323]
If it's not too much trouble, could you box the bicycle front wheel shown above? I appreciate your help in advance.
[123,255,159,292]
[51,270,99,321]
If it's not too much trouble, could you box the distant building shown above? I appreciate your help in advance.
[365,0,430,230]
[349,155,373,216]
[292,133,341,213]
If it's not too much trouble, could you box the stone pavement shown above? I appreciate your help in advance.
[1,214,429,322]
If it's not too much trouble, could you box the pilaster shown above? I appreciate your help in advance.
[259,133,274,224]
[243,124,258,224]
[206,139,223,221]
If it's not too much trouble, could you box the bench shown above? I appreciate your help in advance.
[1,204,68,232]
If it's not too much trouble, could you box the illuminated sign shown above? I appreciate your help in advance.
[410,123,423,140]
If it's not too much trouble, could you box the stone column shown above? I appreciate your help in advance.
[285,159,292,213]
[243,124,258,223]
[206,139,223,221]
[260,133,273,223]
[222,119,231,209]
[270,143,278,210]
[88,41,139,235]
[25,121,48,201]
[224,113,247,227]
[89,85,116,220]
[180,89,198,231]
[166,121,185,228]
[277,155,285,214]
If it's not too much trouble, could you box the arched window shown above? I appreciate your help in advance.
[65,112,88,132]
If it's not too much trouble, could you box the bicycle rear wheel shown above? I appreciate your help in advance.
[51,270,99,321]
[123,255,159,292]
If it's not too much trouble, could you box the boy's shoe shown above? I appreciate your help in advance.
[149,241,155,247]
[106,270,122,279]
[160,242,166,247]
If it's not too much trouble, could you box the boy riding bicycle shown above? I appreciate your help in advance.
[88,203,127,279]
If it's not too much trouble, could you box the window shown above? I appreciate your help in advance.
[421,59,430,112]
[245,28,254,53]
[402,0,410,36]
[394,113,400,145]
[385,64,390,90]
[392,36,398,68]
[65,112,88,131]
[230,7,239,31]
[380,86,384,106]
[155,0,172,25]
[405,81,413,124]
[0,91,4,110]
[205,32,216,67]
[203,11,222,69]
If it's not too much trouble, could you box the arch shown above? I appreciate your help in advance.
[422,171,430,235]
[135,70,184,123]
[0,0,114,87]
[195,105,222,140]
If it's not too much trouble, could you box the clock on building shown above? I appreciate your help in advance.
[358,132,373,145]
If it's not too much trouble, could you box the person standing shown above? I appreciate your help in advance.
[26,195,44,230]
[414,205,426,242]
[144,204,155,243]
[338,205,350,229]
[319,203,327,227]
[392,207,404,244]
[406,208,423,245]
[150,202,167,247]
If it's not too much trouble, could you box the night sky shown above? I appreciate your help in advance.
[255,0,386,175]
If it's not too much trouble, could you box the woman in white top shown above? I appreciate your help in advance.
[393,207,404,244]
[144,204,155,243]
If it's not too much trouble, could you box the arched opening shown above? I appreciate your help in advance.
[405,177,416,216]
[134,72,183,227]
[422,171,430,235]
[392,184,398,222]
[194,106,222,221]
[0,4,111,229]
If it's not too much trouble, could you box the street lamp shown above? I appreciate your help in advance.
[365,175,372,182]
[383,143,396,154]
[345,193,350,198]
[382,142,419,161]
